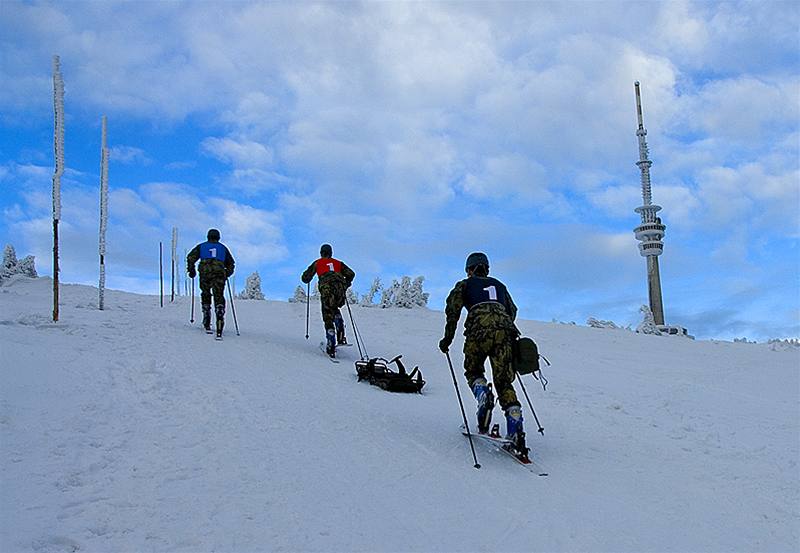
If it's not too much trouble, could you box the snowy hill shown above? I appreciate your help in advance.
[1,277,798,552]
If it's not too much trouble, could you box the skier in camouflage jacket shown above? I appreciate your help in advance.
[187,228,235,336]
[301,244,355,357]
[439,252,525,443]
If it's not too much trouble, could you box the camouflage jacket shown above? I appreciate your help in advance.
[186,241,235,278]
[443,276,518,343]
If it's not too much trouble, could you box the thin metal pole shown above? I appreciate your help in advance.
[345,299,367,360]
[190,277,195,323]
[445,352,481,469]
[226,277,240,335]
[159,242,163,308]
[517,373,545,435]
[305,281,310,339]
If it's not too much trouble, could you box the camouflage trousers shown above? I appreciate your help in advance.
[199,270,227,309]
[319,291,343,331]
[319,278,346,331]
[463,328,520,411]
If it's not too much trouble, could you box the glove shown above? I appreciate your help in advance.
[188,268,196,279]
[438,338,451,353]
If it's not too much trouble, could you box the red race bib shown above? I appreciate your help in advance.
[316,258,342,276]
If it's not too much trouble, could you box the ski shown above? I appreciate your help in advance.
[462,425,548,476]
[318,342,339,363]
[215,335,223,341]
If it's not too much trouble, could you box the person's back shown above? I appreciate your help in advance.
[301,243,355,356]
[439,252,526,453]
[187,229,235,337]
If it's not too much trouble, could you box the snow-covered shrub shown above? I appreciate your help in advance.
[1,244,37,282]
[361,277,382,306]
[17,256,37,278]
[346,287,358,304]
[635,305,662,335]
[289,283,320,303]
[288,285,307,303]
[768,338,800,351]
[378,276,429,308]
[239,272,265,300]
[587,317,621,329]
[410,276,429,307]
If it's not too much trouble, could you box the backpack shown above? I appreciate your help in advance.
[355,355,425,393]
[513,337,540,376]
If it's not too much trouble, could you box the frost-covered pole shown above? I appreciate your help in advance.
[170,227,177,302]
[98,116,109,310]
[159,241,164,308]
[183,248,189,295]
[52,55,65,322]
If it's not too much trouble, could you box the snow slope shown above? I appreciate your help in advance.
[1,276,798,552]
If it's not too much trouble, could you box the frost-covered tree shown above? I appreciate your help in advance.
[1,245,38,282]
[1,244,18,280]
[239,272,265,300]
[361,277,382,306]
[310,281,320,301]
[409,276,429,307]
[346,287,358,304]
[289,285,307,303]
[378,276,429,308]
[636,305,662,335]
[379,279,397,308]
[17,256,37,278]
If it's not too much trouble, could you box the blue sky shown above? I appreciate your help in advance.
[1,0,798,341]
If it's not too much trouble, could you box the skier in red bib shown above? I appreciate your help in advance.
[301,244,355,358]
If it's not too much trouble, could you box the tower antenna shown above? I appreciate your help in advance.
[632,82,666,326]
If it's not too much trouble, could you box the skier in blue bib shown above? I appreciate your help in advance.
[439,252,524,449]
[187,229,235,338]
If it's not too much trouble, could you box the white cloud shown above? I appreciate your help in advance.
[109,145,150,165]
[201,137,273,169]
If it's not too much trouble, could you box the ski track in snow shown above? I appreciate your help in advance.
[1,277,798,552]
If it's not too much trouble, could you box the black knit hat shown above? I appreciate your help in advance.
[320,243,332,257]
[207,228,221,241]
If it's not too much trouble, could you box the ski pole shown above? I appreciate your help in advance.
[345,298,367,360]
[517,372,544,435]
[445,351,481,469]
[226,277,240,336]
[190,276,195,323]
[305,281,310,340]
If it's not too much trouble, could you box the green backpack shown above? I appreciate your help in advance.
[513,337,540,376]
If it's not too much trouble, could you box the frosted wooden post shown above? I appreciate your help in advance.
[171,227,177,302]
[52,55,65,322]
[98,116,109,310]
[159,242,164,308]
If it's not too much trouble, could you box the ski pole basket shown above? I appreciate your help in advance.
[355,354,425,393]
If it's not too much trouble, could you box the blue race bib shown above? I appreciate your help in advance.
[200,241,227,262]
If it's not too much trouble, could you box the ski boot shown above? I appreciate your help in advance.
[202,304,212,333]
[326,328,336,358]
[471,378,494,434]
[215,304,225,339]
[334,313,347,345]
[505,404,529,460]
